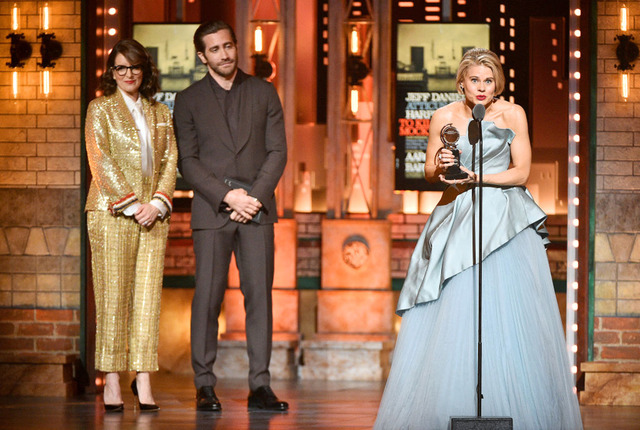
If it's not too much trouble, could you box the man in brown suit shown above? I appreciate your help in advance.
[173,21,288,412]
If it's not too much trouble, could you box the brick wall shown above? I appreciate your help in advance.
[0,1,82,361]
[593,316,640,361]
[0,309,80,357]
[593,0,640,362]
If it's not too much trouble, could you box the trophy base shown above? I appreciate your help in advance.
[445,171,469,180]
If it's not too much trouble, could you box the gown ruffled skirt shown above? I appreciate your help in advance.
[374,227,583,430]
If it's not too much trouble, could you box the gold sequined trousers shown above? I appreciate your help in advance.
[87,210,170,372]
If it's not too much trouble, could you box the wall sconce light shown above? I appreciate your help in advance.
[615,3,637,100]
[252,22,277,81]
[346,25,370,115]
[37,2,63,96]
[620,3,629,32]
[6,3,32,98]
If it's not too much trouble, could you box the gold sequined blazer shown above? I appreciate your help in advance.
[84,91,178,215]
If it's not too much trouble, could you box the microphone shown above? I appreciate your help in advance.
[468,104,485,145]
[472,103,485,122]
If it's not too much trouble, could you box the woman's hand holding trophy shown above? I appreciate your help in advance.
[436,123,477,185]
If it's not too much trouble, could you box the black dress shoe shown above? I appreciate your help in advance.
[196,386,222,411]
[248,386,289,411]
[131,379,160,412]
[104,402,124,413]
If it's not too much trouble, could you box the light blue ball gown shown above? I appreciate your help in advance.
[374,121,583,430]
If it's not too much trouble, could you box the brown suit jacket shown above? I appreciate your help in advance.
[173,70,287,229]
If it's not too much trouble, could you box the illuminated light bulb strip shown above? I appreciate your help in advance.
[565,0,581,387]
[94,2,119,97]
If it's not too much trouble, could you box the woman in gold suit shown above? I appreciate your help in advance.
[85,39,177,412]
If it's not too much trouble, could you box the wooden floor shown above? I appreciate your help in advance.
[0,372,638,429]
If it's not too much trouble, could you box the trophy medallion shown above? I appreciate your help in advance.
[440,123,468,180]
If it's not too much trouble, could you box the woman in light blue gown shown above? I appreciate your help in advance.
[374,49,583,430]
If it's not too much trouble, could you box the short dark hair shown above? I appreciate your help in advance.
[194,20,237,53]
[99,39,160,101]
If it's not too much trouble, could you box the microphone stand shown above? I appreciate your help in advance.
[476,106,484,418]
[450,104,512,429]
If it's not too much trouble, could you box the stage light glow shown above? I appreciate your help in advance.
[12,71,18,98]
[11,3,19,31]
[42,2,50,31]
[350,88,359,115]
[620,5,629,31]
[254,26,263,53]
[350,26,358,54]
[622,73,630,100]
[42,70,50,96]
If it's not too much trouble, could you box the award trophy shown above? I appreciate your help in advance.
[440,123,468,180]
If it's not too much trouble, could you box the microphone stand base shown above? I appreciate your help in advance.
[450,416,513,430]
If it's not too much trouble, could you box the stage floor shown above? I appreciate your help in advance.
[0,372,638,429]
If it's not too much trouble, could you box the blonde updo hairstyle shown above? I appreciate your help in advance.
[455,48,505,96]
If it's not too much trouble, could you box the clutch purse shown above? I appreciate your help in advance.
[221,177,263,223]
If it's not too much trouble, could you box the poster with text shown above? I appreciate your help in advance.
[395,23,490,190]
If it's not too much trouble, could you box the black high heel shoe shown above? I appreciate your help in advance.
[131,379,160,412]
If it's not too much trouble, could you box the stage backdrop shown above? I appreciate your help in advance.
[394,23,490,191]
[133,24,206,113]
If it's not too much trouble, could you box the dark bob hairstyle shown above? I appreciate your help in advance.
[98,39,160,100]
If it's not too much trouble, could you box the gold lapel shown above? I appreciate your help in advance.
[114,90,137,138]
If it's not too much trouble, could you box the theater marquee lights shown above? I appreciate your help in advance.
[566,1,581,389]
